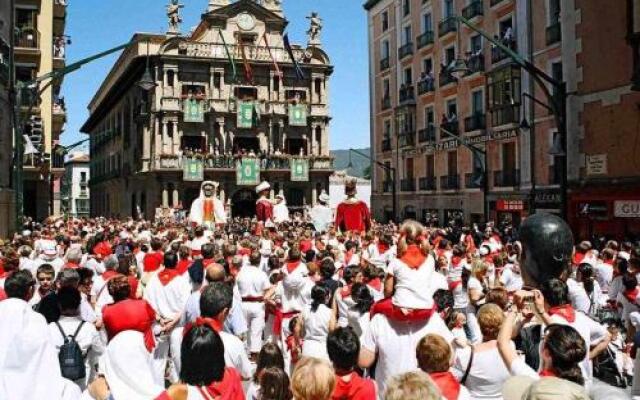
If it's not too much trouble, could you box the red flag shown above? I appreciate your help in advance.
[240,43,253,84]
[263,33,282,78]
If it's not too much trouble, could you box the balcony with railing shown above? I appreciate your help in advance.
[464,113,486,132]
[15,27,40,49]
[381,96,391,110]
[418,126,436,143]
[494,169,520,187]
[439,17,457,38]
[417,78,435,95]
[491,39,516,64]
[490,104,519,127]
[441,121,460,136]
[419,176,437,191]
[398,131,416,147]
[398,42,414,59]
[465,53,485,75]
[462,1,484,20]
[439,69,457,87]
[546,22,561,45]
[383,180,393,193]
[399,85,415,104]
[417,31,435,49]
[440,175,460,190]
[401,178,416,192]
[465,173,483,189]
[380,57,390,72]
[52,152,65,169]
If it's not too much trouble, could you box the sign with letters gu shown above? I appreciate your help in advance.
[614,200,640,218]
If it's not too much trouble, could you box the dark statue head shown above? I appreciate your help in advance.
[518,213,574,288]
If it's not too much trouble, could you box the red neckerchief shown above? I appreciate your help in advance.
[286,260,301,274]
[400,245,427,269]
[367,278,382,292]
[184,316,224,336]
[341,284,352,298]
[202,258,215,269]
[573,252,585,265]
[548,304,576,323]
[377,242,389,254]
[237,248,250,257]
[429,372,461,400]
[176,259,191,275]
[63,262,80,270]
[539,369,557,378]
[157,268,180,286]
[623,288,639,304]
[332,371,371,400]
[300,239,312,253]
[451,256,462,267]
[370,298,434,322]
[102,270,119,280]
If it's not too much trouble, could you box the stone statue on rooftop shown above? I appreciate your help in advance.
[306,12,323,46]
[167,0,184,34]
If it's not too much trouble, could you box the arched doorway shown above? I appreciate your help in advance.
[231,189,257,218]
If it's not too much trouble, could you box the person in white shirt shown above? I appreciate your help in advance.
[568,263,603,316]
[595,249,616,294]
[18,245,37,275]
[48,287,104,390]
[417,333,472,400]
[273,193,290,224]
[499,257,523,294]
[199,282,253,380]
[236,251,271,358]
[33,242,65,275]
[29,263,56,307]
[301,285,336,361]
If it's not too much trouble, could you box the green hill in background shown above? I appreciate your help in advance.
[330,148,371,179]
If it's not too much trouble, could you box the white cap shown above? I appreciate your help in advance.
[255,181,271,194]
[618,251,631,261]
[319,192,330,203]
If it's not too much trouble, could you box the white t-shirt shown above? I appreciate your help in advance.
[567,278,603,316]
[302,304,333,360]
[361,312,454,395]
[220,330,252,379]
[499,264,523,293]
[453,343,513,399]
[594,262,613,293]
[236,265,270,298]
[389,253,436,309]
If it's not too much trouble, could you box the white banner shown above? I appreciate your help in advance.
[614,200,640,218]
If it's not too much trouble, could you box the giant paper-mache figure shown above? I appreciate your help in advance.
[335,178,371,233]
[189,181,226,229]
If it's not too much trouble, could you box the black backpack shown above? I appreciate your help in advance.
[55,321,86,381]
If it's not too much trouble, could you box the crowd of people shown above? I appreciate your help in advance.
[0,179,639,400]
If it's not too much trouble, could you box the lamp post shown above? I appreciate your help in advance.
[451,15,569,220]
[348,148,397,223]
[11,40,135,230]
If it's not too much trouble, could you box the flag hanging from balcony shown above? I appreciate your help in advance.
[218,29,237,82]
[183,157,204,182]
[183,98,204,123]
[240,43,254,84]
[263,33,282,78]
[288,104,307,126]
[237,101,254,129]
[290,158,309,182]
[237,157,260,186]
[283,34,305,81]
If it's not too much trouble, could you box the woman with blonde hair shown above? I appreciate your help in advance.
[291,357,336,400]
[384,371,441,400]
[462,259,489,343]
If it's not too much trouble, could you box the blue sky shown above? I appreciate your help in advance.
[62,0,370,151]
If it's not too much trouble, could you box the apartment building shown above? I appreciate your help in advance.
[14,0,68,221]
[366,0,639,235]
[0,0,14,238]
[61,152,89,218]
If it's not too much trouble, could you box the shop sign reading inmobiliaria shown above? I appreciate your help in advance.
[614,200,640,218]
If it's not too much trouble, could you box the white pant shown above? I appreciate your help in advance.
[242,301,266,353]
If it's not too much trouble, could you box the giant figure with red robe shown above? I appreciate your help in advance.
[335,178,371,233]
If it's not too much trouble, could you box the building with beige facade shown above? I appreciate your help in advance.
[81,0,334,219]
[365,0,640,237]
[14,0,68,222]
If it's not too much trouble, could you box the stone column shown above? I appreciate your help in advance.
[173,122,181,155]
[311,186,317,207]
[219,186,226,204]
[310,122,317,155]
[172,187,179,207]
[154,116,162,161]
[162,185,169,207]
[302,134,309,155]
[279,120,286,151]
[162,121,170,155]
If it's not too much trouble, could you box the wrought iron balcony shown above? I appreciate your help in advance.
[491,39,517,64]
[462,1,484,20]
[419,176,437,191]
[52,152,65,169]
[465,173,483,189]
[546,22,562,45]
[417,31,435,49]
[383,180,394,193]
[464,113,486,132]
[380,57,390,72]
[439,17,457,38]
[399,85,415,103]
[418,126,436,143]
[401,178,416,192]
[466,54,485,75]
[439,70,457,87]
[15,27,40,49]
[398,131,416,147]
[417,78,435,94]
[381,139,392,152]
[441,121,460,137]
[494,169,520,187]
[490,104,519,127]
[382,96,391,110]
[440,175,460,190]
[398,42,414,59]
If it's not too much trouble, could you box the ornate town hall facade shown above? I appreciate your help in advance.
[82,0,333,218]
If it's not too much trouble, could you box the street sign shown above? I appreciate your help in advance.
[183,98,204,123]
[288,104,307,126]
[183,157,204,181]
[586,154,607,176]
[614,200,640,218]
[237,157,260,186]
[290,158,309,181]
[237,102,254,129]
